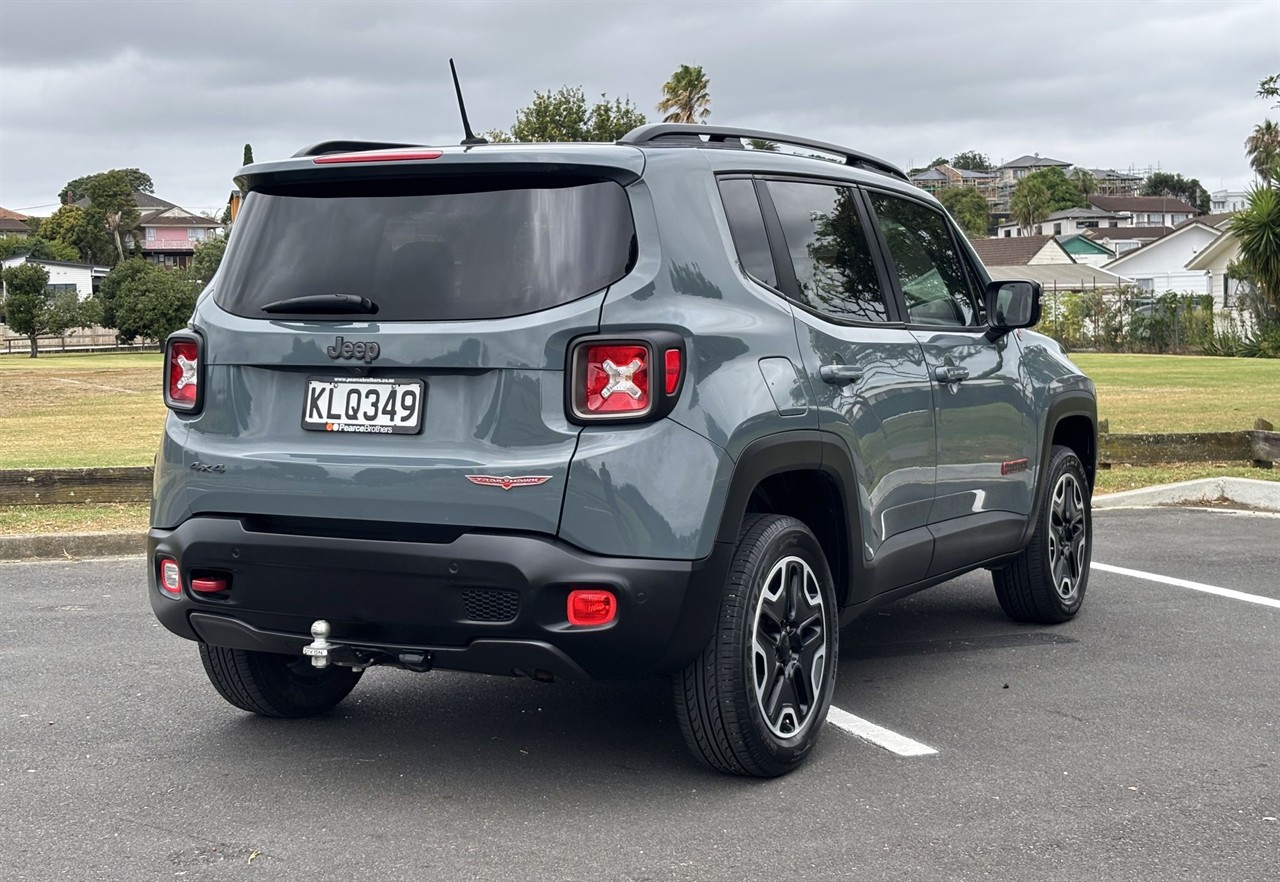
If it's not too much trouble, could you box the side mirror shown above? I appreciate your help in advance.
[985,280,1041,337]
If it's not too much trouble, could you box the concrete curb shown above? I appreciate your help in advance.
[1093,477,1280,512]
[0,531,146,561]
[2,477,1278,561]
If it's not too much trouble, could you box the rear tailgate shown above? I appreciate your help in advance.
[169,149,644,535]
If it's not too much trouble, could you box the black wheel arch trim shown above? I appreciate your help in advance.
[1020,391,1097,548]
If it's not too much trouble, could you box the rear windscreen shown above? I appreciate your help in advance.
[215,176,636,321]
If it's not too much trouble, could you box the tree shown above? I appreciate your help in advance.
[1020,166,1085,212]
[1260,73,1279,107]
[1229,186,1280,327]
[1073,169,1097,201]
[1245,119,1279,184]
[60,168,153,204]
[747,139,778,151]
[657,64,711,124]
[38,205,115,264]
[186,235,228,287]
[1141,172,1210,214]
[0,236,80,262]
[85,170,142,263]
[242,143,255,165]
[950,150,993,172]
[938,186,990,239]
[502,86,645,142]
[1010,178,1051,235]
[97,259,197,343]
[0,263,88,357]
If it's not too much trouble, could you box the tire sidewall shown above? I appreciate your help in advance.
[1040,448,1092,616]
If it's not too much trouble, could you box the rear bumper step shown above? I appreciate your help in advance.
[148,517,732,679]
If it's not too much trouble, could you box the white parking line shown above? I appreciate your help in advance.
[1092,562,1280,610]
[826,706,938,756]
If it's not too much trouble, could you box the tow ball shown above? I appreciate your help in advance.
[303,620,336,669]
[302,619,433,673]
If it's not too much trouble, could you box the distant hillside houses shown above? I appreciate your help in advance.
[72,191,223,270]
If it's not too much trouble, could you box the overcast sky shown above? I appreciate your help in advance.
[1,0,1277,218]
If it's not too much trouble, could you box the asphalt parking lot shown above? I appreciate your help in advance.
[2,505,1277,881]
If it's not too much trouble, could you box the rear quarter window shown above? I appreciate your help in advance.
[215,176,636,321]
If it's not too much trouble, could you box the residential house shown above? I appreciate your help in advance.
[0,206,32,237]
[909,164,999,201]
[1088,195,1198,228]
[0,256,110,299]
[1102,221,1221,298]
[1210,189,1248,213]
[970,235,1075,268]
[1071,168,1143,198]
[994,154,1073,186]
[984,262,1129,295]
[74,191,223,269]
[1184,230,1248,312]
[997,206,1131,238]
[1058,234,1115,268]
[1083,226,1174,255]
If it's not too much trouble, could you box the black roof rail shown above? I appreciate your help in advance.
[618,124,908,182]
[291,140,425,158]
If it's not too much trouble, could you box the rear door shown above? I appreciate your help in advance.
[181,170,637,535]
[757,177,938,590]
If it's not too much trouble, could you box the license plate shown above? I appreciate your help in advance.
[302,377,424,434]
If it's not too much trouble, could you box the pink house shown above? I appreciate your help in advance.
[75,191,223,269]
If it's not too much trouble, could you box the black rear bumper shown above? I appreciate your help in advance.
[148,516,731,680]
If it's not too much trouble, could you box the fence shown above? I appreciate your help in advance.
[1039,287,1221,354]
[1,333,161,356]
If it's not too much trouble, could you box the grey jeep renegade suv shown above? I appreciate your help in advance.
[150,124,1096,777]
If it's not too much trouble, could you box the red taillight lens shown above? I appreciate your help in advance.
[313,150,444,164]
[583,345,649,415]
[165,337,201,412]
[567,589,617,627]
[158,558,182,597]
[664,348,681,395]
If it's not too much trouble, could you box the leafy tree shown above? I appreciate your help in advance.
[0,263,88,357]
[85,170,142,263]
[657,64,711,124]
[38,205,115,264]
[59,168,153,204]
[938,186,990,239]
[1245,119,1279,184]
[186,235,228,286]
[483,128,515,143]
[502,86,645,142]
[1020,167,1085,212]
[1010,178,1051,234]
[1073,169,1097,200]
[747,139,778,151]
[242,143,254,165]
[1229,182,1280,328]
[0,236,80,262]
[1260,73,1279,108]
[97,258,197,343]
[1140,172,1210,214]
[950,150,993,172]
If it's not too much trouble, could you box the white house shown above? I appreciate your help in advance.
[1184,230,1249,312]
[1089,195,1199,228]
[1102,222,1220,298]
[0,256,110,300]
[1210,189,1248,213]
[1084,226,1174,256]
[997,206,1129,238]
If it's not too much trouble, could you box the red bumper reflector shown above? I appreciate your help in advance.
[664,348,681,395]
[567,589,617,626]
[159,558,181,597]
[191,576,229,594]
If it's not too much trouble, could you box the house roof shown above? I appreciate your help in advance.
[1044,207,1121,221]
[997,154,1071,170]
[1084,226,1174,242]
[1103,221,1221,270]
[1075,168,1143,181]
[1176,212,1233,230]
[909,168,949,181]
[1184,230,1239,272]
[1057,234,1114,256]
[953,167,995,179]
[1088,195,1199,214]
[0,255,108,271]
[73,190,179,211]
[139,207,223,228]
[985,264,1128,289]
[0,217,31,234]
[0,206,30,220]
[970,235,1071,266]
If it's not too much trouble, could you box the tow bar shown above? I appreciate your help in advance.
[303,619,434,673]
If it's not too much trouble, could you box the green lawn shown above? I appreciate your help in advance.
[1070,353,1280,434]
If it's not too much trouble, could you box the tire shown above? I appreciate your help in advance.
[993,445,1092,624]
[199,644,362,718]
[674,515,839,777]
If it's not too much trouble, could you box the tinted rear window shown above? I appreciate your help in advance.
[215,176,636,321]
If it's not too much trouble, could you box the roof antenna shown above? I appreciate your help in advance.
[450,58,487,146]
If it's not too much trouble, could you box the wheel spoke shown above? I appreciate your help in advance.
[763,664,787,719]
[750,554,829,739]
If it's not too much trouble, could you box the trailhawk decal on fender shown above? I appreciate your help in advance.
[465,475,553,490]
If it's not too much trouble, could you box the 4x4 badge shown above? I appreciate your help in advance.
[465,475,552,490]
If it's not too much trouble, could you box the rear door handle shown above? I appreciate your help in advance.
[820,364,865,386]
[934,365,969,383]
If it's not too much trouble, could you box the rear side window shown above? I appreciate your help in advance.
[717,178,777,287]
[215,176,636,321]
[765,180,890,323]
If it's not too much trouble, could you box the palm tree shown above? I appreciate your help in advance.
[1229,185,1280,325]
[1074,169,1097,201]
[1245,119,1280,184]
[657,64,711,124]
[1010,178,1051,236]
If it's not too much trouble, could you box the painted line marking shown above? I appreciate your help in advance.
[1093,562,1280,610]
[49,377,141,394]
[826,706,938,756]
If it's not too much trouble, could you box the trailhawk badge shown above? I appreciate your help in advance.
[465,475,553,490]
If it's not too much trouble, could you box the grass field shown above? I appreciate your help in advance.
[1,351,1277,534]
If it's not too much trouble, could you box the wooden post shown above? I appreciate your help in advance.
[1253,419,1277,469]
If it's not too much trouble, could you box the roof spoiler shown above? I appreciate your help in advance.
[292,140,426,158]
[619,124,909,182]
